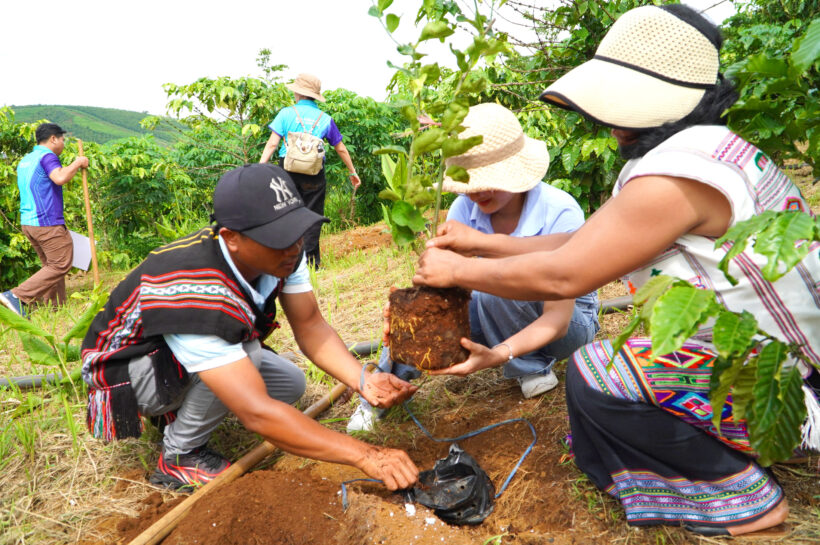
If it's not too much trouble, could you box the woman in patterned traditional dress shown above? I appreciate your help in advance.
[413,3,819,537]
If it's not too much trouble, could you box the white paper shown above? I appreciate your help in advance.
[69,230,92,271]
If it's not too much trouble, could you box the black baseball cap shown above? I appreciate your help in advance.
[213,164,328,250]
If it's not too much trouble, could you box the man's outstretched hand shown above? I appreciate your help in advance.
[356,445,419,490]
[360,372,418,409]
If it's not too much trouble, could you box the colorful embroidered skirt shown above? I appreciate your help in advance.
[566,338,783,528]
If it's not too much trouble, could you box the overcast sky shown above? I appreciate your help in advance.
[1,0,735,116]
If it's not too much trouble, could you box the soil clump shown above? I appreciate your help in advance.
[389,286,471,370]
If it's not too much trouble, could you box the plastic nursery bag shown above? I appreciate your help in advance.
[410,443,495,525]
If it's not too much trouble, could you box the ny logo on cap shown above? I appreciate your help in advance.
[269,175,296,202]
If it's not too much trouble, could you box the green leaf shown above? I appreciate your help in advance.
[380,153,397,189]
[411,127,446,155]
[391,224,417,246]
[441,100,469,132]
[754,211,816,282]
[441,135,483,159]
[62,290,109,343]
[560,145,580,173]
[419,21,454,42]
[747,342,806,466]
[18,332,60,366]
[650,286,718,356]
[386,13,400,33]
[60,342,81,363]
[408,189,435,207]
[717,211,817,284]
[712,310,757,360]
[716,212,774,284]
[379,189,401,202]
[632,275,676,311]
[608,312,641,369]
[419,63,441,83]
[460,72,489,95]
[731,360,757,422]
[373,145,408,156]
[791,17,820,73]
[377,0,393,12]
[745,54,789,77]
[444,165,470,182]
[368,5,381,17]
[391,201,427,232]
[0,305,55,344]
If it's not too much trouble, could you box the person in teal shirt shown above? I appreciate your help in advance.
[259,73,361,268]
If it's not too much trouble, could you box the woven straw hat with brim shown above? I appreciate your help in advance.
[287,73,326,102]
[539,5,720,130]
[441,103,549,194]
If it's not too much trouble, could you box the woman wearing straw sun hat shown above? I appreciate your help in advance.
[415,3,819,537]
[347,103,599,432]
[431,103,599,391]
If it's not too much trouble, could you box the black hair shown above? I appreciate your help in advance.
[618,4,738,159]
[35,123,66,144]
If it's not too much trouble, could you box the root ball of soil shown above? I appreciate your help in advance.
[389,286,471,370]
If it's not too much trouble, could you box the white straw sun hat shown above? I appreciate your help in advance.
[539,5,720,130]
[441,103,548,194]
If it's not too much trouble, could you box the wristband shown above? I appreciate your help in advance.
[349,172,358,178]
[493,342,514,362]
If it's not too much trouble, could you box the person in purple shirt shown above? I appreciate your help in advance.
[1,123,89,317]
[259,73,361,268]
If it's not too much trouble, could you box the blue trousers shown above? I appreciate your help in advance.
[359,293,599,413]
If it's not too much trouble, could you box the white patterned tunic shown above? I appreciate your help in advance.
[614,125,820,369]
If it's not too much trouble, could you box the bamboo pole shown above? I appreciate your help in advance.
[76,140,99,285]
[127,380,349,545]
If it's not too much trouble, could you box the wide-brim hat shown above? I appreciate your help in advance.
[442,103,548,194]
[213,164,328,250]
[287,73,326,102]
[539,6,720,130]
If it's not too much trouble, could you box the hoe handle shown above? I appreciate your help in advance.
[77,140,99,285]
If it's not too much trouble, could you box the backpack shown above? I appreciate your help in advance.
[283,107,326,175]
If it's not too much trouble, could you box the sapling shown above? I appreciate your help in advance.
[370,0,512,370]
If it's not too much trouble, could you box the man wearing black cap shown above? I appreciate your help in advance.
[1,123,89,317]
[81,163,418,492]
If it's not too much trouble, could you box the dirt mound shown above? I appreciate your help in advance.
[322,222,393,258]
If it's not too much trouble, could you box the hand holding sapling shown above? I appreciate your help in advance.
[426,219,485,256]
[412,247,464,288]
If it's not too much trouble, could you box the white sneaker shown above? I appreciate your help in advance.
[519,371,559,399]
[347,404,375,433]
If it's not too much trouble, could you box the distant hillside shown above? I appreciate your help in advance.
[11,105,180,146]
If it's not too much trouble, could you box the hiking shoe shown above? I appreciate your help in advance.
[0,290,26,318]
[519,371,559,399]
[347,404,376,433]
[149,446,231,492]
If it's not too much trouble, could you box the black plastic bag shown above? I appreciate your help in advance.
[409,443,495,525]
